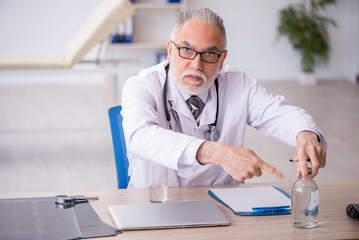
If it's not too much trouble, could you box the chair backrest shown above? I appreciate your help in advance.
[108,105,130,189]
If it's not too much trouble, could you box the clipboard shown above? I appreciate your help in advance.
[208,186,291,216]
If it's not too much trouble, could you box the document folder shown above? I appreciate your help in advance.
[0,196,118,240]
[209,186,291,216]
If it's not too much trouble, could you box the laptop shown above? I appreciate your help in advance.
[108,200,230,230]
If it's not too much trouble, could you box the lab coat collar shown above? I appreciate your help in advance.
[166,66,217,126]
[167,69,193,120]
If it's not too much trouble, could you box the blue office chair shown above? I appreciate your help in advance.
[108,105,130,189]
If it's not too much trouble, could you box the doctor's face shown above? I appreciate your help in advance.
[167,19,227,95]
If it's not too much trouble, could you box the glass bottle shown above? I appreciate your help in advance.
[291,168,319,228]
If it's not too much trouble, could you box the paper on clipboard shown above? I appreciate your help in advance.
[209,186,291,216]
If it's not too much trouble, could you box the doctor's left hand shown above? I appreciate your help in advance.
[294,131,326,180]
[196,141,285,182]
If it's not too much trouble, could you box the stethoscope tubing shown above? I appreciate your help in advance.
[163,64,220,141]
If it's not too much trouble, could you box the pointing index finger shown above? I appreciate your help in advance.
[258,160,285,180]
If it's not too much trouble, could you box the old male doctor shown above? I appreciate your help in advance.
[121,8,327,188]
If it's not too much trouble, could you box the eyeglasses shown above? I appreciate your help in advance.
[171,40,224,64]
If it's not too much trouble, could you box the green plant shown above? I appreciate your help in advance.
[277,0,336,73]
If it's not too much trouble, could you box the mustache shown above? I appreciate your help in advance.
[180,70,207,83]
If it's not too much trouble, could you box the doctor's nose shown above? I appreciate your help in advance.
[189,53,203,71]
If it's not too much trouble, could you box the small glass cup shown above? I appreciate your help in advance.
[149,162,168,203]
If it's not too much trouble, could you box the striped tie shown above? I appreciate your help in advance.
[186,96,205,125]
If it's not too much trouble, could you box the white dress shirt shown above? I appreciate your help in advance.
[121,61,327,188]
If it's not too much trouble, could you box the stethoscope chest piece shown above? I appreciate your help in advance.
[205,125,220,141]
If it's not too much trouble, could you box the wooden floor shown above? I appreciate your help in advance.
[0,80,358,193]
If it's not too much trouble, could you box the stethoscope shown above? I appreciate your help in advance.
[163,65,221,141]
[55,195,98,209]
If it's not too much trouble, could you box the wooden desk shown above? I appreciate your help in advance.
[1,178,358,240]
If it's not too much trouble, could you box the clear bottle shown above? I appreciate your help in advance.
[291,168,319,228]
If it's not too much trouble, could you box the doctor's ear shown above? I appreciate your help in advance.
[166,40,173,61]
[219,50,228,70]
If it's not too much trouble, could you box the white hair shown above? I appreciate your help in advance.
[170,8,227,48]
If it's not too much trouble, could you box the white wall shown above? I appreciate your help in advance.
[0,0,358,82]
[0,0,102,56]
[354,0,359,83]
[0,0,106,85]
[187,0,358,82]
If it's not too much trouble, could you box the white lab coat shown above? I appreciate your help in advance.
[121,61,327,188]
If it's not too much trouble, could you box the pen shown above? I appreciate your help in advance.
[289,159,311,162]
[252,206,290,212]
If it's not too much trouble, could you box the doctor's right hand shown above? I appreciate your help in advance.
[196,141,285,182]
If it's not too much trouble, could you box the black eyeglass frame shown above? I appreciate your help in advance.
[171,40,225,64]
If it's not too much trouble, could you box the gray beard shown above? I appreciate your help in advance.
[169,59,217,95]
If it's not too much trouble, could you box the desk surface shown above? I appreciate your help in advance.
[1,178,358,240]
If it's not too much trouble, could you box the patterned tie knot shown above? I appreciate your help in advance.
[186,96,205,125]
